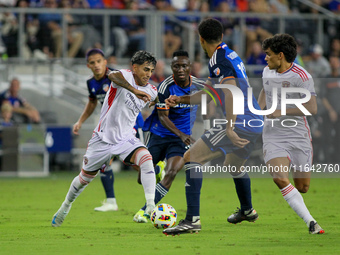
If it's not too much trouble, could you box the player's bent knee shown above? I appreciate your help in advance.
[183,151,190,163]
[165,168,177,181]
[273,178,290,189]
[296,184,309,193]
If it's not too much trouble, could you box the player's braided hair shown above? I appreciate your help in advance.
[262,34,297,63]
[131,50,157,67]
[198,18,223,44]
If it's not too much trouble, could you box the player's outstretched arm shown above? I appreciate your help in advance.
[73,99,97,135]
[108,70,151,102]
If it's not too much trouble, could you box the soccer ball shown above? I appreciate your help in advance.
[150,203,177,229]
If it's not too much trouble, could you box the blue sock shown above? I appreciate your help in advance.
[141,183,168,211]
[233,172,252,213]
[100,169,115,198]
[184,162,202,222]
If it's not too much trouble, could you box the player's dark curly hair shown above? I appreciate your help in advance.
[198,18,223,44]
[173,50,189,58]
[131,50,157,67]
[262,34,297,63]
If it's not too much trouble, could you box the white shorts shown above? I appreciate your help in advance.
[263,141,313,172]
[82,132,145,172]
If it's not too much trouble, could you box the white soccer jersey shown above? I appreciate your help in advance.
[262,63,316,143]
[94,69,157,144]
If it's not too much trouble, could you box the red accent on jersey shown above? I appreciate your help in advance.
[292,66,308,82]
[108,87,117,107]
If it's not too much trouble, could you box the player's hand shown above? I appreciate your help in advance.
[149,97,159,108]
[226,129,249,148]
[329,109,338,122]
[73,122,81,135]
[267,109,281,119]
[133,88,151,102]
[179,133,196,146]
[165,95,180,108]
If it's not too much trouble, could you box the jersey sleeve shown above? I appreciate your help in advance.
[156,84,170,111]
[209,57,235,84]
[86,79,97,101]
[296,73,316,97]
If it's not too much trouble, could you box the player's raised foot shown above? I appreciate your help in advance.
[144,203,156,219]
[133,210,148,223]
[155,161,166,183]
[227,207,258,224]
[51,203,72,227]
[309,221,325,234]
[94,200,118,212]
[163,219,201,236]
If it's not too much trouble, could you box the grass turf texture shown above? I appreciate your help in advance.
[0,170,338,255]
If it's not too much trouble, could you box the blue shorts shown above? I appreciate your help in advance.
[146,133,187,165]
[201,125,261,159]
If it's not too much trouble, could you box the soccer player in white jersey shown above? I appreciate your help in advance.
[258,34,324,234]
[51,51,158,227]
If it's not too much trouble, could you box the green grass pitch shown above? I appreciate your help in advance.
[0,170,339,255]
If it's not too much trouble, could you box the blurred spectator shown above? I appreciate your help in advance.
[120,0,146,57]
[107,55,117,69]
[246,40,266,65]
[245,0,272,57]
[320,55,340,164]
[60,0,101,56]
[269,0,290,14]
[86,0,105,8]
[177,0,200,24]
[305,44,331,84]
[327,0,340,13]
[150,59,165,85]
[0,12,18,57]
[0,102,14,127]
[235,0,249,12]
[329,38,340,58]
[0,78,41,124]
[37,0,84,58]
[153,0,182,58]
[294,38,305,67]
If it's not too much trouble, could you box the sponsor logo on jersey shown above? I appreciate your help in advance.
[103,84,110,92]
[282,81,290,87]
[227,51,238,60]
[213,67,220,76]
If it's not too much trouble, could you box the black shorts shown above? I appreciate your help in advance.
[146,133,187,165]
[201,124,261,159]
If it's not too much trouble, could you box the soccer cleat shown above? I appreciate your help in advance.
[156,161,166,183]
[144,204,155,219]
[94,200,118,212]
[51,203,72,227]
[133,210,148,223]
[309,221,325,234]
[227,207,258,224]
[163,219,201,236]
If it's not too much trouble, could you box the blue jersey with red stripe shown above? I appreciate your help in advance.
[209,42,263,133]
[143,75,204,137]
[86,67,114,105]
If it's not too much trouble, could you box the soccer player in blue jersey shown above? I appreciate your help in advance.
[133,50,205,223]
[73,48,119,212]
[163,18,264,235]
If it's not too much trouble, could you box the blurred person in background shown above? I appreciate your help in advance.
[0,78,40,124]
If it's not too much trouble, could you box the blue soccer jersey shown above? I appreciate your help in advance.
[209,42,263,133]
[143,75,204,137]
[86,67,114,105]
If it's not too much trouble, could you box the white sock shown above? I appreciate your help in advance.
[106,198,117,204]
[135,149,156,204]
[280,183,315,226]
[65,169,96,204]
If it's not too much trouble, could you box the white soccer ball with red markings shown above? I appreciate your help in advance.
[150,203,177,229]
